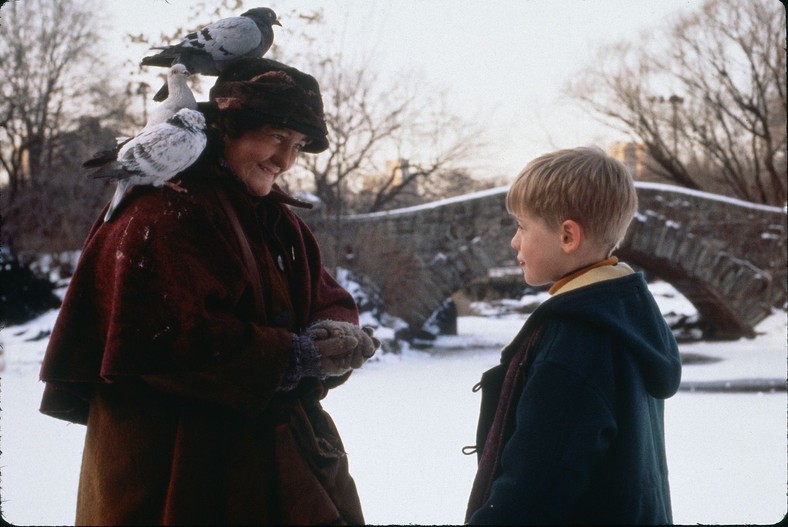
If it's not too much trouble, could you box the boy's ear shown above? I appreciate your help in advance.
[559,219,583,253]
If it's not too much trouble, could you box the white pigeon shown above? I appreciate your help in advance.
[141,7,281,101]
[145,64,197,127]
[89,108,207,222]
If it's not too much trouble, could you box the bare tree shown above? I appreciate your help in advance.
[1,117,119,259]
[0,0,122,197]
[290,54,487,217]
[0,0,136,258]
[565,0,786,206]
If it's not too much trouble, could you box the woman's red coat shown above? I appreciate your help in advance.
[39,172,364,525]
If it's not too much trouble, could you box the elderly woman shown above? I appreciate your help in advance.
[39,58,375,525]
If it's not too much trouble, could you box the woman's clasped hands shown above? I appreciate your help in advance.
[305,321,380,375]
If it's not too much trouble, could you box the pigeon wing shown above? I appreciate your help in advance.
[115,120,206,185]
[116,127,181,181]
[182,16,262,60]
[147,129,207,184]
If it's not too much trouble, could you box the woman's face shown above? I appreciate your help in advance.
[223,125,310,196]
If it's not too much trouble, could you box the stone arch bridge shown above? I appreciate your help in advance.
[306,183,786,340]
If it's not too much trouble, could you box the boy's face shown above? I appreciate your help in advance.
[510,211,566,286]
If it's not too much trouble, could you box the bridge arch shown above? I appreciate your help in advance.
[308,183,785,340]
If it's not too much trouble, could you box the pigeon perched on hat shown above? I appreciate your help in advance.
[141,7,281,101]
[88,108,208,222]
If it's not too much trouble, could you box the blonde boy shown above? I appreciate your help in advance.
[466,146,681,525]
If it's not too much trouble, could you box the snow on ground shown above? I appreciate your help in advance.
[0,283,786,525]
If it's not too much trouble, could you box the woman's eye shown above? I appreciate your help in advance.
[265,131,285,142]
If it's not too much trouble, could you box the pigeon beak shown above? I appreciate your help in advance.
[274,19,282,27]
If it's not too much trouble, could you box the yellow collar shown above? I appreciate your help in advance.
[549,256,634,296]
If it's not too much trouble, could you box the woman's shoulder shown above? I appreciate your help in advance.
[123,186,211,225]
[89,175,229,249]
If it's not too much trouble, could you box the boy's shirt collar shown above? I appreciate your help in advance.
[549,256,634,296]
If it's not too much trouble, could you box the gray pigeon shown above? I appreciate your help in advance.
[90,108,207,222]
[141,7,281,101]
[146,64,198,127]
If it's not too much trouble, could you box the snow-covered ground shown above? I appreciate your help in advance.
[1,282,786,525]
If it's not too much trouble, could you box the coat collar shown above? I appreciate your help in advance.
[267,184,315,210]
[216,159,315,210]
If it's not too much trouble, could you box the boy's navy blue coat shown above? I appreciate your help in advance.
[467,272,681,525]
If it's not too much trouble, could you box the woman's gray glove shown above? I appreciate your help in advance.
[278,322,380,391]
[306,320,380,375]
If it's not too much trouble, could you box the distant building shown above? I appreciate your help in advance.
[385,158,410,186]
[359,158,410,192]
[608,142,673,184]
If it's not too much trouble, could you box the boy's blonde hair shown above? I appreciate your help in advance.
[506,146,638,253]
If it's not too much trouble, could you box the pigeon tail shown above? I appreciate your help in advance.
[105,179,132,222]
[140,50,179,68]
[153,83,169,102]
[83,137,131,169]
[84,149,121,169]
[88,162,131,181]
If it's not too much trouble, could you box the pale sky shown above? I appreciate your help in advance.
[102,0,699,180]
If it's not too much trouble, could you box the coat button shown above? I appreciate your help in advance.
[273,311,291,327]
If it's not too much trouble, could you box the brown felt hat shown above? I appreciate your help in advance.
[209,58,329,153]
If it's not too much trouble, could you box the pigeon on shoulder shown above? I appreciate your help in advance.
[141,7,281,101]
[88,108,208,222]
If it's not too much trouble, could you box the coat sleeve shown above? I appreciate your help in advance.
[291,211,359,326]
[469,353,617,525]
[286,211,359,393]
[41,190,293,419]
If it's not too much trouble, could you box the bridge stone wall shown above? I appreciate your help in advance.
[305,183,786,340]
[618,183,786,338]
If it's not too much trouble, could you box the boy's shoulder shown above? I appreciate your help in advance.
[528,271,680,397]
[530,273,665,357]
